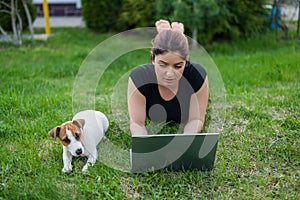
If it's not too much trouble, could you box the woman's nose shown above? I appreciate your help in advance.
[165,68,174,76]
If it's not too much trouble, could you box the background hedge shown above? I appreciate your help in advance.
[82,0,269,43]
[81,0,122,33]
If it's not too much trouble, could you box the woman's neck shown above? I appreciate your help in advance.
[158,84,178,101]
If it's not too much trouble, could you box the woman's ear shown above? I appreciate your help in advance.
[151,53,155,64]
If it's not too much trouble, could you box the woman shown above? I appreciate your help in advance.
[127,20,208,135]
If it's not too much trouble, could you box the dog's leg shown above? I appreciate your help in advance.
[62,147,73,173]
[82,148,97,172]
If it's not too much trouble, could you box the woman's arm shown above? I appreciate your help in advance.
[184,76,209,133]
[127,77,148,135]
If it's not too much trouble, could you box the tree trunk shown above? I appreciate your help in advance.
[22,0,35,42]
[192,26,198,47]
[10,0,22,46]
[192,0,198,47]
[11,0,18,46]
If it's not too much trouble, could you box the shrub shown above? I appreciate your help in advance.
[155,0,174,21]
[81,0,122,32]
[224,0,269,39]
[118,0,155,31]
[82,0,269,43]
[156,0,268,43]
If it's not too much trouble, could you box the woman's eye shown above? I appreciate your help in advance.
[159,64,167,67]
[175,65,182,69]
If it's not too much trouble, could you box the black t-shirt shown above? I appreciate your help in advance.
[130,62,207,124]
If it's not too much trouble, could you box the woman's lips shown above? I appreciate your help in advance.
[164,78,175,83]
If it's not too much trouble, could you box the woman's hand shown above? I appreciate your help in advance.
[155,20,185,34]
[155,20,171,33]
[171,22,184,34]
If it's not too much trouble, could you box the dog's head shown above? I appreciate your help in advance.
[48,119,85,156]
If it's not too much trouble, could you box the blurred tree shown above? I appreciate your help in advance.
[82,0,268,43]
[155,0,175,21]
[82,0,122,32]
[156,0,267,44]
[172,0,227,44]
[225,0,268,39]
[118,0,155,30]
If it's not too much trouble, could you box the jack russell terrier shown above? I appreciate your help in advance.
[48,110,109,173]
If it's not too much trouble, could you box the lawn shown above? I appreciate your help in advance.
[0,28,299,199]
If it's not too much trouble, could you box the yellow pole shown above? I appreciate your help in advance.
[43,0,51,35]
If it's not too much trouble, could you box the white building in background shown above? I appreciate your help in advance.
[32,0,82,16]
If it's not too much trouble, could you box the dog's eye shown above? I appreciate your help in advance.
[63,137,70,144]
[75,133,81,140]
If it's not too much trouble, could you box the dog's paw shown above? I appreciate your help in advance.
[82,162,92,172]
[62,166,72,173]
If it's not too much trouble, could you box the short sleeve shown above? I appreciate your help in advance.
[129,64,156,96]
[183,62,207,92]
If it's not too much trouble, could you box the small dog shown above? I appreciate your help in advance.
[48,110,109,173]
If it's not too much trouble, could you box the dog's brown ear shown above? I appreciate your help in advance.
[48,126,61,139]
[73,119,85,129]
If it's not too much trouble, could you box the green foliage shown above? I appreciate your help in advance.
[82,0,269,42]
[172,0,228,43]
[224,0,268,39]
[156,0,268,43]
[81,0,122,32]
[155,0,175,21]
[0,0,37,31]
[118,0,155,30]
[83,0,155,32]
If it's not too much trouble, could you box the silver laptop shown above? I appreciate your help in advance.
[130,133,219,173]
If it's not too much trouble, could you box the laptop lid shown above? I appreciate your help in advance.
[131,133,219,173]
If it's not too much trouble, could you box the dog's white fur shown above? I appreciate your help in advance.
[49,110,109,173]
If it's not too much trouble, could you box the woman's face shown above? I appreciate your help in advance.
[153,52,186,88]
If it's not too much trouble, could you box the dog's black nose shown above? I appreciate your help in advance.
[76,148,82,155]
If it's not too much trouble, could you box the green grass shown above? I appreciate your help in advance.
[0,28,299,199]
